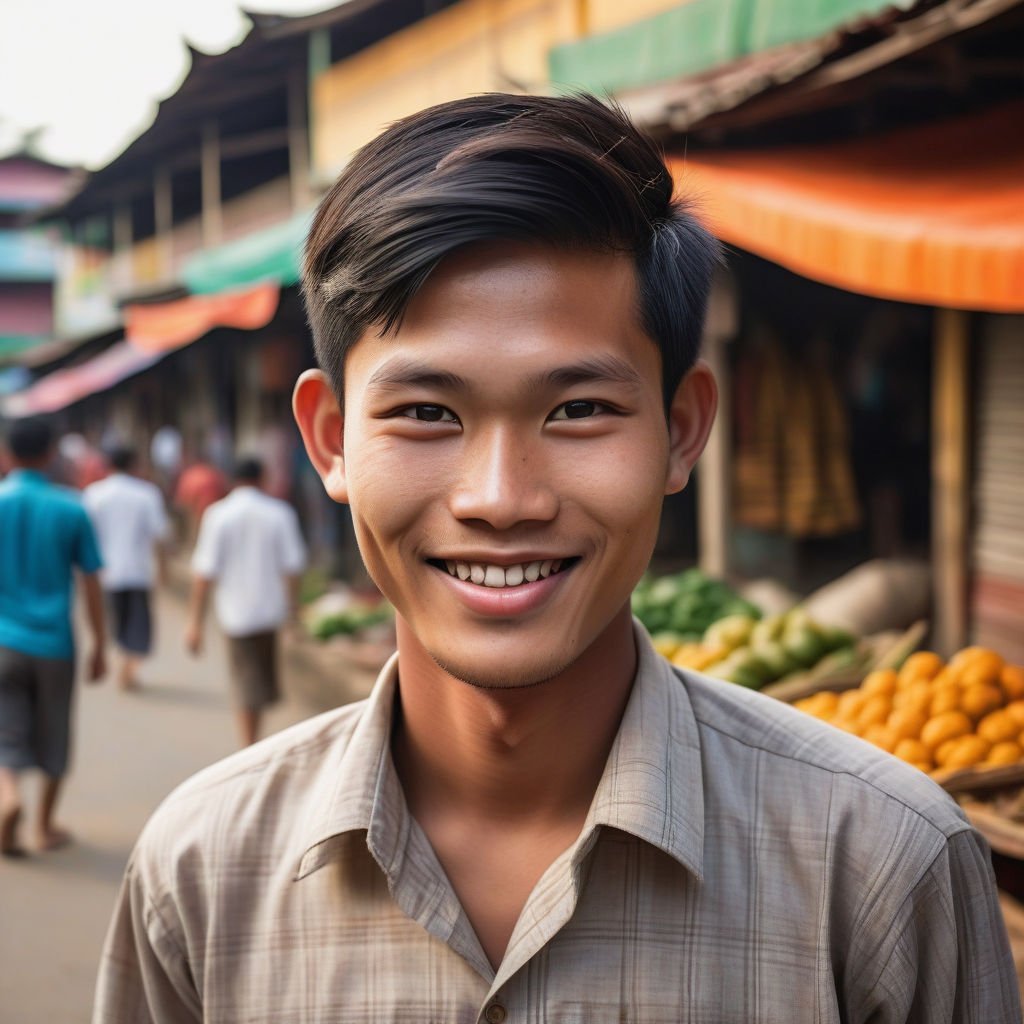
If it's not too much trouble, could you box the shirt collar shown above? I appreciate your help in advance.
[228,485,261,501]
[294,622,705,882]
[6,468,49,485]
[580,620,705,880]
[294,651,404,879]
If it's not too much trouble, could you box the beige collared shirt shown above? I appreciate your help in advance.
[94,625,1020,1023]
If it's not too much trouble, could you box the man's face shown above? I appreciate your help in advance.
[309,242,702,689]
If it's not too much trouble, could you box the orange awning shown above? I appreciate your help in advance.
[670,102,1024,312]
[124,281,280,354]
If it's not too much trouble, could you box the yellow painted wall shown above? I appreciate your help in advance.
[131,236,164,286]
[584,0,690,36]
[312,0,579,179]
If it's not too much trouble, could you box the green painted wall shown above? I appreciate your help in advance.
[549,0,915,94]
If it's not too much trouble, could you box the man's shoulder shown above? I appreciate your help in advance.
[253,489,296,517]
[136,700,372,860]
[123,475,166,511]
[199,491,235,525]
[12,476,87,514]
[677,666,969,840]
[83,474,117,504]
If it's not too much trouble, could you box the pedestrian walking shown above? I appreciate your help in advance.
[183,456,306,747]
[0,418,106,856]
[83,444,170,691]
[95,94,1020,1022]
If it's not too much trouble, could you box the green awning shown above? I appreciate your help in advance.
[181,209,314,295]
[0,334,50,359]
[549,0,916,96]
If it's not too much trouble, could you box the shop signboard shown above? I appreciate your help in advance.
[53,241,121,339]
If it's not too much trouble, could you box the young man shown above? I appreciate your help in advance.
[184,456,306,747]
[0,418,106,855]
[84,445,170,691]
[94,95,1019,1021]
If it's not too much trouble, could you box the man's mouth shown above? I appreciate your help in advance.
[428,557,579,589]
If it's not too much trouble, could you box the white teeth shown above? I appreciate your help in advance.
[442,558,571,587]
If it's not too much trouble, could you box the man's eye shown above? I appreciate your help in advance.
[399,404,457,423]
[550,400,601,421]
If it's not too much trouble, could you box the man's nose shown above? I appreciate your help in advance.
[448,427,558,529]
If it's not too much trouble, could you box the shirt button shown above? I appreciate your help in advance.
[484,1004,507,1024]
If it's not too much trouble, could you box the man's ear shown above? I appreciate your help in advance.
[293,369,349,504]
[665,360,718,495]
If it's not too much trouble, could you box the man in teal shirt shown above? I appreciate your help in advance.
[0,417,107,855]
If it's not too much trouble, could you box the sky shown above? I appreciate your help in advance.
[0,0,341,169]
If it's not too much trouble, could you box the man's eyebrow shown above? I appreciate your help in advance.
[364,354,646,395]
[534,355,645,392]
[364,360,468,394]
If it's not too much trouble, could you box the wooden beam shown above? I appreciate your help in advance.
[219,127,290,163]
[931,307,971,656]
[201,120,222,248]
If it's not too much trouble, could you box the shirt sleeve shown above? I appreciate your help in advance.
[190,508,220,579]
[76,504,104,573]
[849,827,1022,1023]
[92,859,202,1023]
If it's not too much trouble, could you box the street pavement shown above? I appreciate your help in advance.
[0,586,318,1023]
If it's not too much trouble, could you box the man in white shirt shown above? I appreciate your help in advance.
[84,445,169,691]
[185,456,307,746]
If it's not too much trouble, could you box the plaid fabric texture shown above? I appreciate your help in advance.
[94,626,1021,1023]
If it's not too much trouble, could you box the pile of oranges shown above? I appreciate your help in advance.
[794,646,1024,778]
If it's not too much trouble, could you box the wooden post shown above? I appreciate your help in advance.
[288,67,311,211]
[931,307,971,656]
[574,0,589,35]
[153,166,173,279]
[201,120,223,248]
[698,331,730,578]
[697,271,738,578]
[307,29,331,187]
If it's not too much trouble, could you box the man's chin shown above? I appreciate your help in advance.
[428,648,580,692]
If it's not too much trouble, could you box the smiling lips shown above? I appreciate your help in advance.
[439,558,571,589]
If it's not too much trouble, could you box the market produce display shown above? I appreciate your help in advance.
[661,606,856,690]
[632,568,761,640]
[794,647,1024,779]
[304,594,394,641]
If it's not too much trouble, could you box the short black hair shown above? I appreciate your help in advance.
[303,93,719,411]
[6,418,52,461]
[233,456,263,483]
[108,445,136,472]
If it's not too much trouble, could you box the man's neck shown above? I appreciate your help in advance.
[391,607,637,826]
[390,608,637,968]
